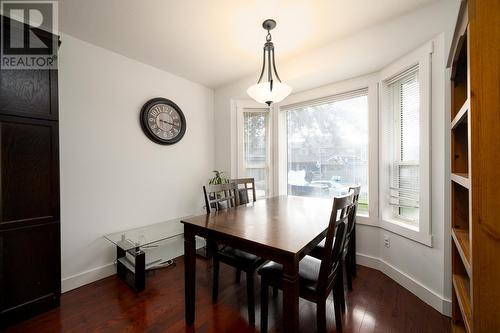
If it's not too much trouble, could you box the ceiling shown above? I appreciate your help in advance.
[59,0,439,88]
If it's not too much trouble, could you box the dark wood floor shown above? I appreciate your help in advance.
[4,256,450,333]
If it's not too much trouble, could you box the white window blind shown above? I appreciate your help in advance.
[387,67,420,224]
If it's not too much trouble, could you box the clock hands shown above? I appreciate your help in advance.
[159,119,179,128]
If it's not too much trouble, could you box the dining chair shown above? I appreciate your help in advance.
[258,191,354,333]
[202,182,267,326]
[310,185,361,295]
[229,178,257,282]
[230,178,257,205]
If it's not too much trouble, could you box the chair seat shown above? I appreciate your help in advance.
[219,246,263,265]
[258,255,322,292]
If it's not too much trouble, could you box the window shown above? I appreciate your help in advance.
[284,90,369,213]
[239,109,270,198]
[388,68,420,225]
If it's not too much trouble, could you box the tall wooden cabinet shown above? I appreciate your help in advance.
[0,17,61,326]
[448,0,500,332]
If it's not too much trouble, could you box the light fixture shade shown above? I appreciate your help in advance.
[247,81,292,105]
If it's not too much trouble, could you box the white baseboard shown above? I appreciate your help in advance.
[62,262,116,293]
[357,253,451,316]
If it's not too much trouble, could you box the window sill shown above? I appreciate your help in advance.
[380,218,433,247]
[355,216,433,247]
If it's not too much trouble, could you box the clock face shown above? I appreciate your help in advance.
[140,98,186,145]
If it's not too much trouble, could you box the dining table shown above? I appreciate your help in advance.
[181,195,335,333]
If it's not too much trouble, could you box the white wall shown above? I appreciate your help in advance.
[213,0,459,315]
[59,34,214,291]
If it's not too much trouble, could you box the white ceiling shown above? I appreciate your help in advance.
[59,0,439,88]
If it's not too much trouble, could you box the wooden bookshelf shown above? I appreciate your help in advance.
[448,0,500,331]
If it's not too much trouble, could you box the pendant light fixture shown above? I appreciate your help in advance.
[247,19,292,106]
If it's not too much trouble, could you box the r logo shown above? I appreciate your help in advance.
[1,1,58,69]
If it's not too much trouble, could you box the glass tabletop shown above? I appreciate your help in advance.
[104,214,203,251]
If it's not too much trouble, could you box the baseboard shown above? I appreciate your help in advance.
[62,262,116,293]
[357,253,452,316]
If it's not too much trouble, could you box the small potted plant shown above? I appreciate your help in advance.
[208,170,228,185]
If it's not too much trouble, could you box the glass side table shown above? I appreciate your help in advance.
[104,216,192,291]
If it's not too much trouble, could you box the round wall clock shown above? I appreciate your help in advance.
[140,97,186,145]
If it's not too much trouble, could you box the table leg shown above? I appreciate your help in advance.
[184,226,196,325]
[134,248,145,292]
[116,246,126,280]
[282,258,299,333]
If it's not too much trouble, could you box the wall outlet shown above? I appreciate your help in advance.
[383,234,390,248]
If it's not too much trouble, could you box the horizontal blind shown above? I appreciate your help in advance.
[387,68,420,222]
[280,87,368,111]
[384,64,418,85]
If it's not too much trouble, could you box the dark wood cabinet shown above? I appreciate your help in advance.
[0,17,60,327]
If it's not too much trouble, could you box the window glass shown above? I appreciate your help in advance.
[286,93,369,213]
[243,111,269,198]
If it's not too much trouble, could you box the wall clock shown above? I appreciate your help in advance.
[140,97,186,145]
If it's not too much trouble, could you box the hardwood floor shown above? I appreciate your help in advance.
[4,257,450,333]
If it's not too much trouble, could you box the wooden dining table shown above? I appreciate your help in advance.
[181,195,334,333]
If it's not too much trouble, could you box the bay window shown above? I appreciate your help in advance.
[234,39,434,246]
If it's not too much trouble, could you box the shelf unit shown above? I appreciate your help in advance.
[449,1,470,332]
[448,0,500,332]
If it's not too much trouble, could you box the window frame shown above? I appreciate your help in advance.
[235,100,273,198]
[274,75,379,223]
[378,41,433,246]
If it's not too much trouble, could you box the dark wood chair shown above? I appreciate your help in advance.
[258,192,354,333]
[203,182,240,213]
[230,178,257,205]
[229,178,257,282]
[203,182,267,326]
[310,185,361,295]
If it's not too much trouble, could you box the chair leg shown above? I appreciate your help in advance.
[260,279,269,333]
[246,271,255,326]
[212,256,219,303]
[235,268,241,283]
[272,286,278,298]
[333,293,343,332]
[339,264,346,312]
[316,299,327,333]
[351,232,357,277]
[346,254,353,291]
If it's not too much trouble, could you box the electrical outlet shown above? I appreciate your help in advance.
[383,234,390,248]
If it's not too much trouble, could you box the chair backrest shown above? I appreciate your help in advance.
[317,191,354,292]
[345,185,361,240]
[203,182,239,214]
[230,178,256,205]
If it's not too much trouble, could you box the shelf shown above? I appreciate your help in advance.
[452,228,471,276]
[452,274,472,333]
[451,100,469,129]
[452,119,469,174]
[451,173,470,189]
